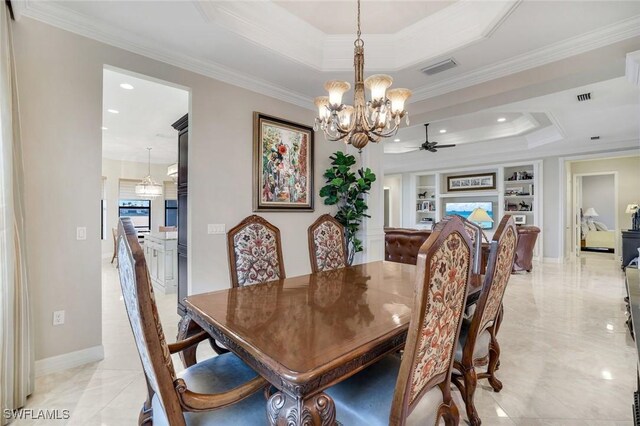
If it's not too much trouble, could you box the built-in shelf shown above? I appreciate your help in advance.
[504,179,534,184]
[417,210,436,214]
[417,185,435,189]
[504,195,534,199]
[439,191,499,198]
[504,211,534,214]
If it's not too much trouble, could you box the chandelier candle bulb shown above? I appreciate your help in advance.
[314,96,330,120]
[325,80,351,106]
[365,74,393,103]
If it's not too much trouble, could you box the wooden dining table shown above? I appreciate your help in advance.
[184,260,482,426]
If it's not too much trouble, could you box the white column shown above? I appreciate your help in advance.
[351,142,385,264]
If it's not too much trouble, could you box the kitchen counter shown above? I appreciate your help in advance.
[143,233,178,294]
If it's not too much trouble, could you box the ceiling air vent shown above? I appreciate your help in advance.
[590,136,600,141]
[577,92,591,102]
[421,58,458,76]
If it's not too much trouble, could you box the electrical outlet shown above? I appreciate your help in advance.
[76,227,87,240]
[207,224,226,235]
[53,310,65,326]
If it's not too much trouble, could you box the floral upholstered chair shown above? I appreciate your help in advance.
[116,218,268,426]
[325,215,474,425]
[451,215,518,426]
[307,214,348,273]
[227,215,286,287]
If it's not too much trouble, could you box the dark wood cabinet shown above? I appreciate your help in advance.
[622,230,640,270]
[172,114,188,316]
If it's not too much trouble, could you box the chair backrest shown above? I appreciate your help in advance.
[116,218,185,425]
[476,216,518,332]
[227,215,286,287]
[513,225,540,272]
[462,216,518,360]
[442,215,485,275]
[384,228,432,265]
[390,216,473,424]
[308,214,348,273]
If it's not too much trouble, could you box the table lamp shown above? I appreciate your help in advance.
[584,207,599,225]
[467,207,494,226]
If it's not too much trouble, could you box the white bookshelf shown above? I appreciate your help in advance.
[406,161,543,257]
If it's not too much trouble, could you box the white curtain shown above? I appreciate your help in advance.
[0,4,34,424]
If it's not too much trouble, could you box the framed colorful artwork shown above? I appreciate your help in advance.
[253,112,314,211]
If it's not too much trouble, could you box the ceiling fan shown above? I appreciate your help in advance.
[419,123,456,152]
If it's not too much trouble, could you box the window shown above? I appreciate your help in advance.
[165,200,178,227]
[119,199,151,231]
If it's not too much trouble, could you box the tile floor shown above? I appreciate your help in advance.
[14,253,637,425]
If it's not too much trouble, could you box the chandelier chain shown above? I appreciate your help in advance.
[355,0,363,47]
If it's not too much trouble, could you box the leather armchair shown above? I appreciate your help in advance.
[384,228,432,265]
[513,225,540,272]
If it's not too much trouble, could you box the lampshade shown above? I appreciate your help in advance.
[364,74,393,102]
[338,105,354,128]
[468,207,494,224]
[324,80,351,106]
[314,96,330,120]
[584,207,599,217]
[167,163,178,181]
[135,177,163,198]
[626,204,639,214]
[386,88,412,115]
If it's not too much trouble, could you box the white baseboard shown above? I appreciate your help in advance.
[35,345,104,377]
[542,257,563,263]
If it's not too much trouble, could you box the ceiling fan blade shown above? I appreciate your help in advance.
[428,148,437,152]
[437,144,456,148]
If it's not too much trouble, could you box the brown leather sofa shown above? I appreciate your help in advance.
[513,225,540,272]
[384,228,432,265]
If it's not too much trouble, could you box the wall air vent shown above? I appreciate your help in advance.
[577,92,591,102]
[421,58,458,76]
[590,136,600,140]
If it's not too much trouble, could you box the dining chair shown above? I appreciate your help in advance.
[116,217,268,426]
[451,215,518,426]
[111,227,118,266]
[307,214,348,273]
[325,215,474,425]
[227,215,286,287]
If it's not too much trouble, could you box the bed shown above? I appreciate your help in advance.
[585,230,616,249]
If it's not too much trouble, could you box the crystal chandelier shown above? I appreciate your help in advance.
[135,148,163,198]
[313,0,412,151]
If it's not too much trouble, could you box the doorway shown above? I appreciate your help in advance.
[100,66,190,356]
[571,171,618,257]
[383,174,403,228]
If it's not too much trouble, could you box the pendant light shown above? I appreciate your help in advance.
[135,147,163,198]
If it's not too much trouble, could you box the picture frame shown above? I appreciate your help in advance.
[513,214,527,225]
[253,112,314,211]
[447,172,496,192]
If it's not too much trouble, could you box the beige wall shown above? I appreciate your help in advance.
[570,155,640,253]
[101,158,174,257]
[13,18,336,361]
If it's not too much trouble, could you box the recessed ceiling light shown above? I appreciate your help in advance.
[393,138,400,142]
[120,83,134,90]
[107,109,119,114]
[439,129,447,134]
[101,127,108,130]
[497,117,506,122]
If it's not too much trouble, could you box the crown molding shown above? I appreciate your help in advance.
[196,0,520,72]
[18,1,316,110]
[411,14,640,103]
[16,1,640,113]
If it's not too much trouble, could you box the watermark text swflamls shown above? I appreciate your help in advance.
[3,409,70,421]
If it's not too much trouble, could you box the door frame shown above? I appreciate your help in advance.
[571,171,619,257]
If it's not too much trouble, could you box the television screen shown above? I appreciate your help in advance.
[445,202,494,229]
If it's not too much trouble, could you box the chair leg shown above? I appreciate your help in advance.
[461,366,481,426]
[176,316,200,368]
[440,399,460,426]
[487,331,503,392]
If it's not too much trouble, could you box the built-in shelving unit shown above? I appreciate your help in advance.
[407,160,542,257]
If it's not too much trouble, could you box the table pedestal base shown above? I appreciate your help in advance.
[267,391,336,426]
